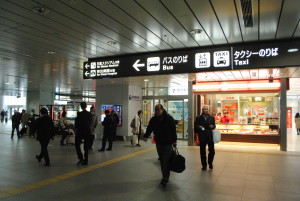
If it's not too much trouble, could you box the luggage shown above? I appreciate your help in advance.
[20,127,27,135]
[170,146,185,173]
[194,133,200,146]
[132,134,138,144]
[66,134,75,145]
[212,130,221,143]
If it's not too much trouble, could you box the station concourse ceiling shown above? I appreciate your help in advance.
[0,0,299,97]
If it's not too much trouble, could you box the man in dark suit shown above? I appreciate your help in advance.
[75,102,92,165]
[35,108,55,166]
[143,104,177,187]
[194,105,216,171]
[98,110,114,151]
[11,111,21,139]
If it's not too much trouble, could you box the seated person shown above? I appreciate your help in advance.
[220,110,230,124]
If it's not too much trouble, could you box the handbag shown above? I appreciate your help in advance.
[212,130,221,143]
[151,135,156,144]
[132,134,138,144]
[170,146,185,173]
[194,133,200,146]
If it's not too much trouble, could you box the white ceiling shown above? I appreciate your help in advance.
[0,0,300,97]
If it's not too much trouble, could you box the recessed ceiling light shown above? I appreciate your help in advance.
[48,51,55,54]
[107,41,117,45]
[288,48,298,53]
[144,79,149,82]
[68,0,78,4]
[5,82,10,85]
[32,7,50,14]
[190,29,202,34]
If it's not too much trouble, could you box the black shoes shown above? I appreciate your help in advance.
[202,165,213,170]
[136,144,141,147]
[77,159,88,165]
[81,160,88,165]
[98,148,105,152]
[106,148,112,151]
[44,163,50,166]
[77,159,83,165]
[160,179,168,187]
[35,155,41,162]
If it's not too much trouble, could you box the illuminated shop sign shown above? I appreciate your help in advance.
[83,40,300,79]
[192,80,281,93]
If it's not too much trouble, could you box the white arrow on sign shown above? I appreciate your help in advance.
[85,63,90,69]
[133,59,145,71]
[85,71,90,77]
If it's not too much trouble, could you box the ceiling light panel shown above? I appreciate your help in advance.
[231,71,243,80]
[240,70,251,79]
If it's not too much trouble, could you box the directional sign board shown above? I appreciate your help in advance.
[83,47,231,79]
[83,40,300,79]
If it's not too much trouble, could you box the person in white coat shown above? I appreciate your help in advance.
[131,110,143,146]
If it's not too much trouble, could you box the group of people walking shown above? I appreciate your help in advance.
[32,102,120,166]
[8,102,217,188]
[0,109,8,123]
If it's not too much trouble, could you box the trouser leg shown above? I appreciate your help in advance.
[207,141,215,165]
[137,134,141,144]
[200,142,207,167]
[89,134,95,148]
[41,139,50,164]
[102,134,108,149]
[83,137,89,162]
[60,131,67,144]
[108,133,113,149]
[156,144,172,182]
[75,136,83,160]
[16,125,20,137]
[11,126,15,138]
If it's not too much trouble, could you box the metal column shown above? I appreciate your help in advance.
[280,78,287,151]
[188,81,195,146]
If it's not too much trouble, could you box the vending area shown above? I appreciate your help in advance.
[193,79,283,144]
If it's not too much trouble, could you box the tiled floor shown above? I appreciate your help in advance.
[0,121,300,201]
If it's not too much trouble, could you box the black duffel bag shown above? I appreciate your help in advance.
[170,146,185,173]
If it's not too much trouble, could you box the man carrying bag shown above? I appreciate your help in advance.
[143,104,177,187]
[170,145,185,173]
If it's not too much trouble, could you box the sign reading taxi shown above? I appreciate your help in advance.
[83,40,300,79]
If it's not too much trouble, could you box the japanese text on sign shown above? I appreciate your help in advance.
[162,55,188,64]
[234,48,279,59]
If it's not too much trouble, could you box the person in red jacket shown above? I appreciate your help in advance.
[220,110,230,124]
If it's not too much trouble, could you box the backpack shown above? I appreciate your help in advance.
[130,118,135,128]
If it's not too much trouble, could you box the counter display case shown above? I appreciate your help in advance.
[216,124,279,144]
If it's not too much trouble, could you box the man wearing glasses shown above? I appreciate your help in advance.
[143,104,177,187]
[194,105,216,171]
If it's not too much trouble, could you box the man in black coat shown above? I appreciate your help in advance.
[194,105,216,171]
[143,104,177,187]
[35,108,55,166]
[98,110,114,151]
[11,111,21,139]
[75,102,92,165]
